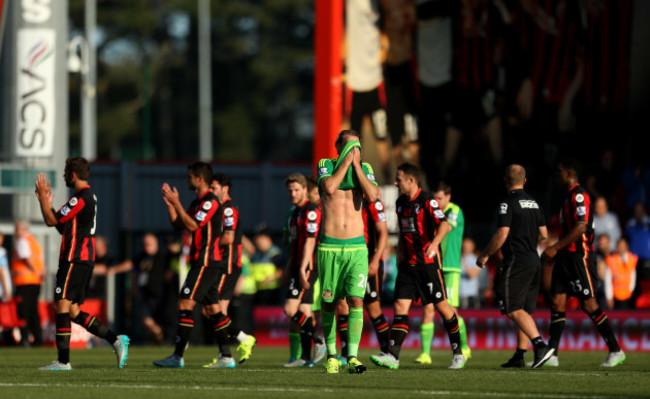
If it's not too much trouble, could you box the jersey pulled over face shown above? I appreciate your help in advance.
[55,186,97,265]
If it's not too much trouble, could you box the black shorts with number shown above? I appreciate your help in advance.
[179,265,224,305]
[494,259,540,315]
[286,268,318,305]
[364,260,384,304]
[394,264,447,305]
[54,262,94,304]
[552,251,598,300]
[216,268,243,301]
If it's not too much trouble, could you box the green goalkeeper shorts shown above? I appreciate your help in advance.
[443,270,460,308]
[317,236,368,303]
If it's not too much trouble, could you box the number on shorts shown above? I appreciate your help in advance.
[357,274,367,288]
[91,195,98,235]
[569,279,583,293]
[428,282,434,295]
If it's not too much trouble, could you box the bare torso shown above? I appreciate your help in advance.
[321,188,365,239]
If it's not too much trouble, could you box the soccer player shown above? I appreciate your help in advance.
[476,164,554,368]
[154,162,232,368]
[371,163,466,370]
[34,157,129,370]
[541,159,625,367]
[201,172,256,367]
[283,173,326,367]
[312,129,379,374]
[415,182,471,365]
[335,195,390,365]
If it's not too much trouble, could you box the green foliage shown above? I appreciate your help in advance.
[68,0,315,161]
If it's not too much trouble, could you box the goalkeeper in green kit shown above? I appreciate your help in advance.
[301,129,379,374]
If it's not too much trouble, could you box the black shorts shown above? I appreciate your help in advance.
[286,268,318,305]
[179,265,223,305]
[54,262,94,304]
[349,89,388,140]
[216,268,242,301]
[552,252,598,300]
[394,264,447,305]
[364,260,384,304]
[494,261,540,315]
[384,63,418,144]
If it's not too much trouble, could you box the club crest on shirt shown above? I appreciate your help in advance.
[430,199,439,209]
[307,210,317,221]
[323,290,333,300]
[499,203,508,214]
[575,193,584,203]
[375,201,384,211]
[69,197,78,207]
[203,201,212,210]
[224,207,234,217]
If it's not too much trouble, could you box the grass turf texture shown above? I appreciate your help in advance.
[1,347,649,399]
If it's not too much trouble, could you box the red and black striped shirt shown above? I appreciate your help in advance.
[516,0,585,104]
[560,183,594,254]
[288,199,321,273]
[362,198,387,261]
[396,188,447,268]
[583,0,633,112]
[221,199,243,274]
[187,191,224,268]
[55,186,96,266]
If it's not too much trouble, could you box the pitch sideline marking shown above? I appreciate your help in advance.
[0,382,616,398]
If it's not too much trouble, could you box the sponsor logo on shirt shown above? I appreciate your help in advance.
[319,167,328,176]
[60,205,71,216]
[519,200,539,209]
[196,211,207,221]
[577,206,586,216]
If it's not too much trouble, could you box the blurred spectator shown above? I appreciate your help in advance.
[604,238,637,309]
[161,236,181,343]
[246,225,285,306]
[415,0,455,188]
[595,234,612,309]
[379,0,419,167]
[86,235,113,299]
[459,237,481,309]
[444,0,506,177]
[622,159,650,214]
[230,248,256,334]
[345,0,391,181]
[381,242,398,304]
[625,202,650,276]
[585,149,621,207]
[112,233,169,345]
[593,196,621,252]
[11,220,44,347]
[0,233,11,302]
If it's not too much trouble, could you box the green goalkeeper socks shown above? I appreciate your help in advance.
[420,322,434,355]
[322,309,338,356]
[289,332,302,360]
[459,316,469,352]
[347,307,363,358]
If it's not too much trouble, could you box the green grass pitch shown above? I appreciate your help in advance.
[1,346,649,399]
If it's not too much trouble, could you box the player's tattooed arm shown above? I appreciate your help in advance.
[298,236,316,289]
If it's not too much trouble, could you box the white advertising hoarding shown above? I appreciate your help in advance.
[15,28,56,157]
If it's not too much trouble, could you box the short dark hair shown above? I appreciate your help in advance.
[505,164,526,186]
[335,129,361,149]
[188,162,213,183]
[306,175,318,192]
[397,162,420,184]
[558,158,581,179]
[212,172,232,188]
[435,181,451,195]
[65,157,90,180]
[285,173,307,188]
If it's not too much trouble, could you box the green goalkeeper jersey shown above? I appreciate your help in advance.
[441,202,464,272]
